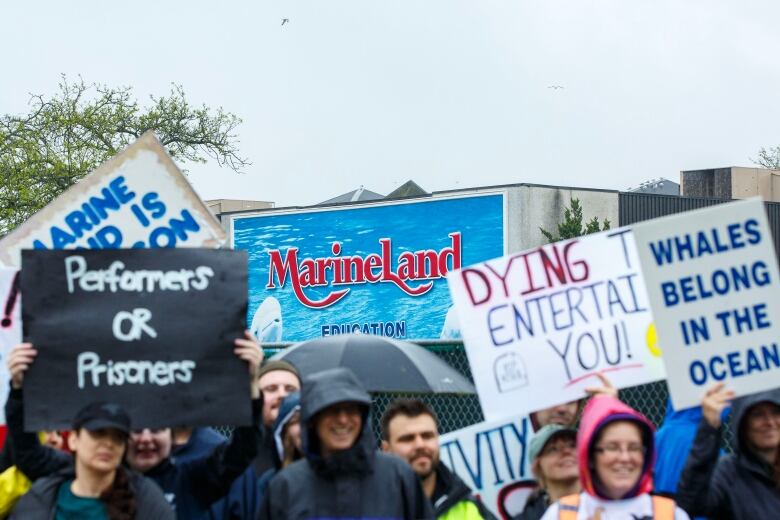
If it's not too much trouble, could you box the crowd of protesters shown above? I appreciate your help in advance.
[2,338,780,520]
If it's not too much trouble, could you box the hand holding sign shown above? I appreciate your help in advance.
[584,372,619,399]
[11,338,260,427]
[234,330,264,399]
[7,343,36,390]
[701,383,735,429]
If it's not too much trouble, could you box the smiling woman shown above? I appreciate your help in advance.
[592,421,646,499]
[516,424,580,520]
[540,395,690,520]
[676,386,780,519]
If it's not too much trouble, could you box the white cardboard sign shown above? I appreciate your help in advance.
[0,268,22,425]
[439,415,535,519]
[0,132,225,268]
[447,228,666,420]
[632,199,780,410]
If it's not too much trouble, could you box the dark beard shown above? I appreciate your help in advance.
[414,454,438,480]
[418,464,436,480]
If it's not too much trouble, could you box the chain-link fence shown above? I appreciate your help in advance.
[216,340,741,454]
[257,340,674,442]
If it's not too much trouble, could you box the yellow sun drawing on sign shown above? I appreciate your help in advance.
[646,322,662,357]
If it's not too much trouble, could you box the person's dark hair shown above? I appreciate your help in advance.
[100,466,137,520]
[380,399,438,441]
[281,411,303,468]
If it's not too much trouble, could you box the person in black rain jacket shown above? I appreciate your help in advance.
[260,367,434,520]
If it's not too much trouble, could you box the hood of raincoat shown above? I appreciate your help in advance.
[300,367,374,476]
[272,392,301,466]
[577,395,655,499]
[730,388,780,457]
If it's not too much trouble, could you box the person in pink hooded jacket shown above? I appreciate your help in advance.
[541,395,689,520]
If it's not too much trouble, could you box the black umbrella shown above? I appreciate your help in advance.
[271,335,476,394]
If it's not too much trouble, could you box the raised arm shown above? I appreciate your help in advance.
[5,343,71,480]
[181,332,263,506]
[676,383,734,518]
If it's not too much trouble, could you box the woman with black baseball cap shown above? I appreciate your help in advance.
[10,400,173,519]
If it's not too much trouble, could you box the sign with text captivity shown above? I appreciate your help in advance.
[440,415,536,519]
[0,132,225,268]
[21,248,250,431]
[447,228,666,420]
[633,199,780,410]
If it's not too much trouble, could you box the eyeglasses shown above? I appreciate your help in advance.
[594,443,645,457]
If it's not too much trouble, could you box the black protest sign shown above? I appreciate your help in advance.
[21,248,250,431]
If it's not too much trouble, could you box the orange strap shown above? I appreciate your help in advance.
[652,495,676,519]
[558,494,580,520]
[557,494,675,520]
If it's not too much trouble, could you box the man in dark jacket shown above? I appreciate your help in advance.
[169,426,263,520]
[260,367,434,520]
[677,385,780,519]
[6,338,263,520]
[381,399,494,520]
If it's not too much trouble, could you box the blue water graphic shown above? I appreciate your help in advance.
[233,194,504,341]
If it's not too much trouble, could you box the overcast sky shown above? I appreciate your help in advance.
[3,1,780,207]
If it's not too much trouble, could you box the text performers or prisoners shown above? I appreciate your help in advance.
[64,255,215,294]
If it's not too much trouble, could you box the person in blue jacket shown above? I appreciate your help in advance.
[654,397,704,495]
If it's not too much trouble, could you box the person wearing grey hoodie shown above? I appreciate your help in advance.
[259,367,434,520]
[677,385,780,519]
[257,392,302,499]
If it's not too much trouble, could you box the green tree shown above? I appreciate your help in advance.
[0,76,249,236]
[540,197,610,243]
[753,146,780,169]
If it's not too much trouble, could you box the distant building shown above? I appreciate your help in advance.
[627,178,679,196]
[206,167,780,237]
[681,166,780,202]
[206,199,274,227]
[317,180,429,205]
[318,186,384,205]
[386,180,428,199]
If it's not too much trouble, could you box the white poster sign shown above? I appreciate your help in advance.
[633,199,780,410]
[0,268,22,425]
[0,132,225,268]
[440,415,536,519]
[447,228,666,420]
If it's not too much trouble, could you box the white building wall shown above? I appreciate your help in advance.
[514,185,618,251]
